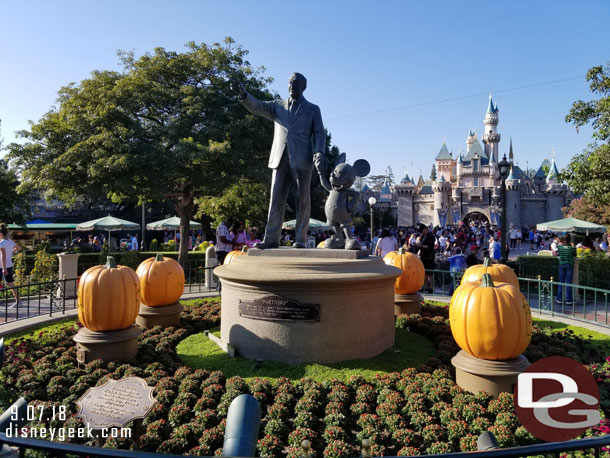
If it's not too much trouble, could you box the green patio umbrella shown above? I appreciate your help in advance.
[76,216,141,248]
[536,217,607,235]
[282,218,330,230]
[146,216,203,241]
[146,216,202,231]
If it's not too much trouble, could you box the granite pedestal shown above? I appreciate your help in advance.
[73,325,142,364]
[136,302,183,329]
[214,248,401,364]
[394,292,423,317]
[451,350,530,398]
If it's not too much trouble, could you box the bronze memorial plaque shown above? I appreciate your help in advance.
[76,377,156,429]
[239,295,320,322]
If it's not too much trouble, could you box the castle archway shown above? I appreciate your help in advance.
[463,211,490,227]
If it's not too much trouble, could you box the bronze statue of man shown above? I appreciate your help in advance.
[231,73,325,248]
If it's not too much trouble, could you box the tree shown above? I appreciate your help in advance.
[562,64,610,225]
[386,166,395,186]
[430,164,437,181]
[197,179,269,229]
[365,175,386,192]
[8,39,274,267]
[0,121,30,225]
[563,196,610,226]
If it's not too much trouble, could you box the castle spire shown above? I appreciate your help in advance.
[509,137,514,165]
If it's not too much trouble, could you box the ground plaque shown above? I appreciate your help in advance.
[239,294,320,322]
[76,377,155,429]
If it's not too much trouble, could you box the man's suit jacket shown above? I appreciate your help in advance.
[240,93,325,172]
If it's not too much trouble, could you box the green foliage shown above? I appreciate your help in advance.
[516,255,558,280]
[197,179,268,228]
[7,38,274,267]
[430,163,437,181]
[13,251,27,285]
[30,248,57,283]
[563,64,610,223]
[119,250,141,270]
[195,241,211,252]
[149,239,159,251]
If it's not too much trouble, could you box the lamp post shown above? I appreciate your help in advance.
[498,154,511,263]
[368,196,377,251]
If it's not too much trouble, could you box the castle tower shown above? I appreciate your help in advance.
[508,138,514,165]
[395,170,415,227]
[544,157,566,221]
[482,93,501,162]
[432,175,451,226]
[456,153,463,181]
[505,166,522,230]
[488,151,496,185]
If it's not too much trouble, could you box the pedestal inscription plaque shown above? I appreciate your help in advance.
[239,295,320,322]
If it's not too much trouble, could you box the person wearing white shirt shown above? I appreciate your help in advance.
[0,225,22,307]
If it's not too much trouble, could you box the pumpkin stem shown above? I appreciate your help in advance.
[398,247,405,255]
[155,253,164,262]
[241,246,248,253]
[481,273,495,287]
[484,257,491,267]
[105,256,117,269]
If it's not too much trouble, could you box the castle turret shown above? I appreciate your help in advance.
[505,166,522,231]
[456,153,463,180]
[432,175,451,226]
[544,157,567,221]
[395,170,415,227]
[482,93,501,162]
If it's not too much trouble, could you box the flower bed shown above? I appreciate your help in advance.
[1,299,610,457]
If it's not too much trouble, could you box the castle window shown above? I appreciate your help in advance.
[473,160,479,171]
[474,177,479,187]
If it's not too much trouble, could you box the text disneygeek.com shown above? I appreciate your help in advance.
[4,425,132,440]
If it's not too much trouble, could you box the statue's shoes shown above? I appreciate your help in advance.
[292,242,306,248]
[253,241,279,249]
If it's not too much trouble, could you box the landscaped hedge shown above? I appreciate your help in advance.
[515,256,558,281]
[75,251,207,274]
[516,253,610,290]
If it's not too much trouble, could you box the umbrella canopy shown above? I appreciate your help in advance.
[77,216,141,249]
[76,216,140,232]
[282,218,330,230]
[146,217,202,231]
[536,217,607,234]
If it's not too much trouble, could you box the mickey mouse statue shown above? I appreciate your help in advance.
[314,152,371,250]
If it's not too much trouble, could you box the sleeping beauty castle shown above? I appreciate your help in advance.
[363,94,574,230]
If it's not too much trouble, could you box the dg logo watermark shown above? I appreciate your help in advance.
[514,356,601,442]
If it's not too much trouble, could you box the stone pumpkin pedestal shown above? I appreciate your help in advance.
[451,350,530,398]
[214,248,401,365]
[136,302,183,328]
[394,292,423,316]
[74,256,142,364]
[74,325,142,364]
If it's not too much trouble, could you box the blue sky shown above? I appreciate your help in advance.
[1,1,608,180]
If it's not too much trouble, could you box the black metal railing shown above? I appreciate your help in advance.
[2,431,610,458]
[0,263,220,326]
[0,278,78,325]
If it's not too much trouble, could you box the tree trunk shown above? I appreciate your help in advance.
[177,202,193,270]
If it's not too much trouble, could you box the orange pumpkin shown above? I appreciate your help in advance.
[77,256,140,331]
[136,253,185,306]
[461,257,519,288]
[383,247,425,295]
[450,273,532,360]
[224,246,248,264]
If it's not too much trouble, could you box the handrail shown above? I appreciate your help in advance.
[2,431,610,458]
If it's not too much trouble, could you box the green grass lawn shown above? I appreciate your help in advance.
[176,327,435,382]
[3,317,77,344]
